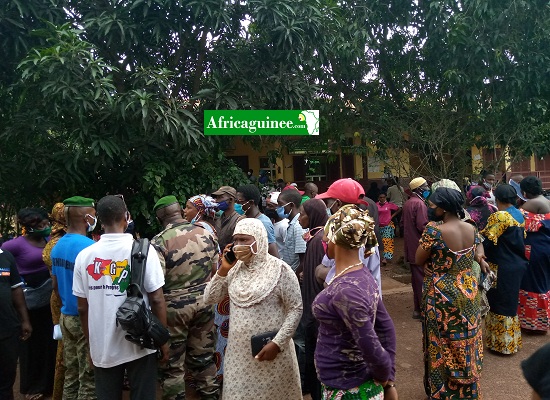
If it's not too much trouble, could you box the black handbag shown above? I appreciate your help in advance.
[116,239,170,349]
[23,277,53,310]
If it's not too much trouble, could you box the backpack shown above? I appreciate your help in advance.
[116,239,170,349]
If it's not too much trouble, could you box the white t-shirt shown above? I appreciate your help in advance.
[273,218,289,254]
[73,233,165,368]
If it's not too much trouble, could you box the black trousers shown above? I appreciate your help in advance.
[304,320,322,400]
[94,353,158,400]
[0,332,20,400]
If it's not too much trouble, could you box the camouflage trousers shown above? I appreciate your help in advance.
[59,314,96,400]
[159,293,219,400]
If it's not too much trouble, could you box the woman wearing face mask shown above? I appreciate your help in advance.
[466,186,497,230]
[204,218,303,399]
[184,194,218,233]
[416,188,489,399]
[313,204,397,400]
[298,199,328,400]
[2,208,57,400]
[183,194,230,381]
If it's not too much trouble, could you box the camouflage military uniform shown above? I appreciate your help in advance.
[152,221,220,400]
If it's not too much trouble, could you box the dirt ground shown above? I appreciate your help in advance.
[14,237,548,399]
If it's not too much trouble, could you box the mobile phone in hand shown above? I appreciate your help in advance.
[224,243,237,263]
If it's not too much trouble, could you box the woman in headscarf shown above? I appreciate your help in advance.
[184,194,218,234]
[204,218,303,399]
[466,185,498,230]
[42,203,67,400]
[416,187,488,399]
[313,205,397,400]
[518,176,550,332]
[2,208,57,400]
[480,184,528,354]
[298,199,328,400]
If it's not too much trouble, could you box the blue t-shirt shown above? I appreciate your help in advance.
[256,213,276,244]
[51,233,95,315]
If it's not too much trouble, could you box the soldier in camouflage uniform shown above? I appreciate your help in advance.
[152,196,220,400]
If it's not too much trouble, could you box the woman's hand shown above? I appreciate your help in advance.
[477,254,490,275]
[218,244,238,277]
[423,262,433,275]
[255,341,280,361]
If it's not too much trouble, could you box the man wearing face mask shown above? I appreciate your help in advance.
[402,177,429,319]
[315,178,382,293]
[265,192,288,254]
[50,196,97,399]
[236,184,279,257]
[212,186,245,251]
[73,195,169,400]
[480,170,496,206]
[151,196,220,400]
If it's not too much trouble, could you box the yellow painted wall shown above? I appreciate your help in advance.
[226,136,413,183]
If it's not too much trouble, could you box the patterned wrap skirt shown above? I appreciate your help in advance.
[322,380,383,400]
[380,223,395,260]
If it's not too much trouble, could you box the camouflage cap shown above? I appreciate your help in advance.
[154,195,179,212]
[63,196,95,207]
[324,204,377,249]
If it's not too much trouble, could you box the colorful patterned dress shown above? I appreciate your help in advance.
[480,209,527,354]
[376,201,399,261]
[518,211,550,331]
[419,222,483,399]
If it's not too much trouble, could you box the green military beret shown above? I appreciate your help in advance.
[154,195,179,212]
[63,196,95,207]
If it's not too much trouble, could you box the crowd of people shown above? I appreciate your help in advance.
[1,173,550,400]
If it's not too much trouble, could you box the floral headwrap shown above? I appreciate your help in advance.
[323,204,377,249]
[431,178,462,193]
[189,194,218,220]
[50,202,67,236]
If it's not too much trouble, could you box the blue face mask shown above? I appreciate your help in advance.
[217,200,229,211]
[277,203,291,219]
[234,203,245,215]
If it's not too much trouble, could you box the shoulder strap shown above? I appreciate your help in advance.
[130,238,149,289]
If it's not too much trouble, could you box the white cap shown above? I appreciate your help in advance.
[268,192,280,204]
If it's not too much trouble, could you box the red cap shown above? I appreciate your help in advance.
[283,185,305,195]
[316,178,368,205]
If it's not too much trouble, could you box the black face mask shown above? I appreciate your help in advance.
[264,208,278,220]
[428,207,444,222]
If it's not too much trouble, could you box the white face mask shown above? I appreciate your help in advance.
[233,241,257,262]
[85,214,97,233]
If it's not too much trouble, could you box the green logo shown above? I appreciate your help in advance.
[204,110,319,135]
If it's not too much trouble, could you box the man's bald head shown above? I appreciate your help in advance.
[304,182,318,198]
[511,174,524,184]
